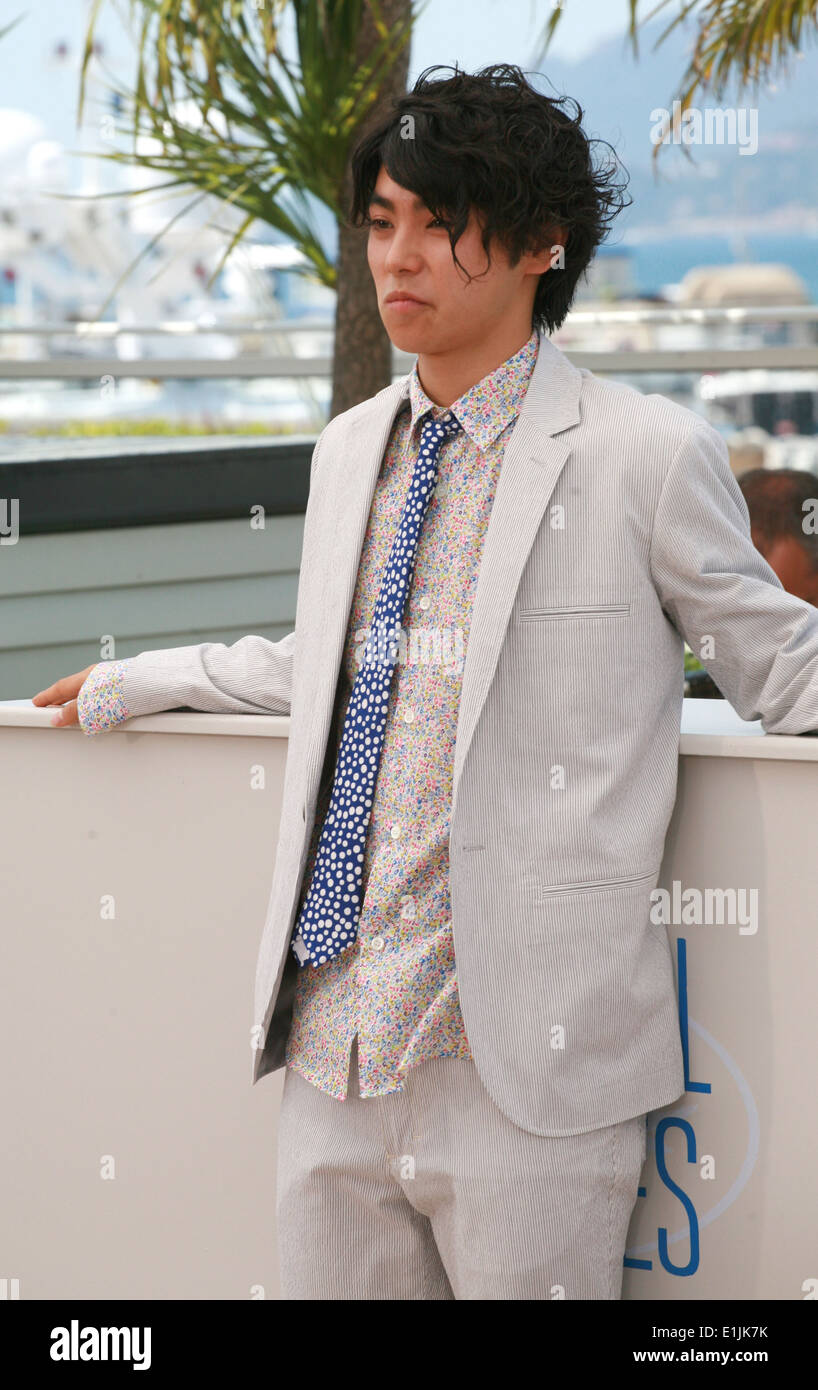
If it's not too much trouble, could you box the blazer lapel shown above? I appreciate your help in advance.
[304,382,409,780]
[307,332,583,818]
[451,335,582,812]
[451,424,574,814]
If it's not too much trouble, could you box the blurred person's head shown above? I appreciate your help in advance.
[347,63,630,366]
[739,468,818,607]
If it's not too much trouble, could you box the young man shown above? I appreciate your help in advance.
[34,65,818,1300]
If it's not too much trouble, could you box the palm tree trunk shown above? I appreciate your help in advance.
[330,0,411,419]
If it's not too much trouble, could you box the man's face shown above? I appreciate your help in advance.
[366,166,553,354]
[752,530,818,608]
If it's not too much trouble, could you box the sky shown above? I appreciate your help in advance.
[410,0,629,70]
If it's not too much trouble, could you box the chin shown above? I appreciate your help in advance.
[381,321,434,354]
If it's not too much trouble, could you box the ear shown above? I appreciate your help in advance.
[526,224,567,273]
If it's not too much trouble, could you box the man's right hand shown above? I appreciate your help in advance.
[31,666,99,727]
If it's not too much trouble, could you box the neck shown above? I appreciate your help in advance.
[415,322,536,407]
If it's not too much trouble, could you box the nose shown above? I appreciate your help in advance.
[382,223,424,275]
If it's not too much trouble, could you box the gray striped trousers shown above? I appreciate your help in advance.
[275,1035,647,1299]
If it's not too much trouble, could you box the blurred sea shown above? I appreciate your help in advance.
[622,232,818,302]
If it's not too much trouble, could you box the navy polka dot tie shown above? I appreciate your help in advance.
[291,409,463,967]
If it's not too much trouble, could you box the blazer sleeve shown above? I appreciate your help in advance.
[649,422,818,734]
[76,430,328,736]
[76,633,296,736]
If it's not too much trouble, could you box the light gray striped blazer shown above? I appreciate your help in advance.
[116,331,818,1135]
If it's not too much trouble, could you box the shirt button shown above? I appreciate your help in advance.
[403,708,415,724]
[401,896,416,919]
[371,936,385,952]
[390,823,401,840]
[419,595,431,610]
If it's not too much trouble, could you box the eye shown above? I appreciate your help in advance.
[364,215,447,230]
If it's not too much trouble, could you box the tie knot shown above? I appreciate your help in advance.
[421,409,461,444]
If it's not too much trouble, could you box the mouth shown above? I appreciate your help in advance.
[384,295,429,312]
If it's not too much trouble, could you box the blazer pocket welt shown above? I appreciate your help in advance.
[533,867,658,901]
[518,602,631,621]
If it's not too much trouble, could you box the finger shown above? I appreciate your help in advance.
[32,679,72,706]
[33,677,82,706]
[33,666,95,706]
[50,699,79,727]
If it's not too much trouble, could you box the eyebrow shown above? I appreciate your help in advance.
[367,192,430,212]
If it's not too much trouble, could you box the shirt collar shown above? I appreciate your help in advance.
[405,328,540,450]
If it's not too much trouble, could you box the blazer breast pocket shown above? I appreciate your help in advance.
[517,602,631,621]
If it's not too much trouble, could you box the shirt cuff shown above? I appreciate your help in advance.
[76,660,132,736]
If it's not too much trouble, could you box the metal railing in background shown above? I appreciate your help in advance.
[0,307,816,377]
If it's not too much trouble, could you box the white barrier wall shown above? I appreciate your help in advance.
[0,703,289,1301]
[1,697,816,1300]
[624,700,818,1301]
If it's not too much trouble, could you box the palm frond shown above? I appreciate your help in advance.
[0,11,26,43]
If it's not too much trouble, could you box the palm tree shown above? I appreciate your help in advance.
[78,0,416,418]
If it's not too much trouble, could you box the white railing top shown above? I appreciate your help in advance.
[1,306,818,336]
[0,317,333,337]
[3,696,818,760]
[1,349,816,376]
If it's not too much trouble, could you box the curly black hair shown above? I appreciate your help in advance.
[348,63,632,336]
